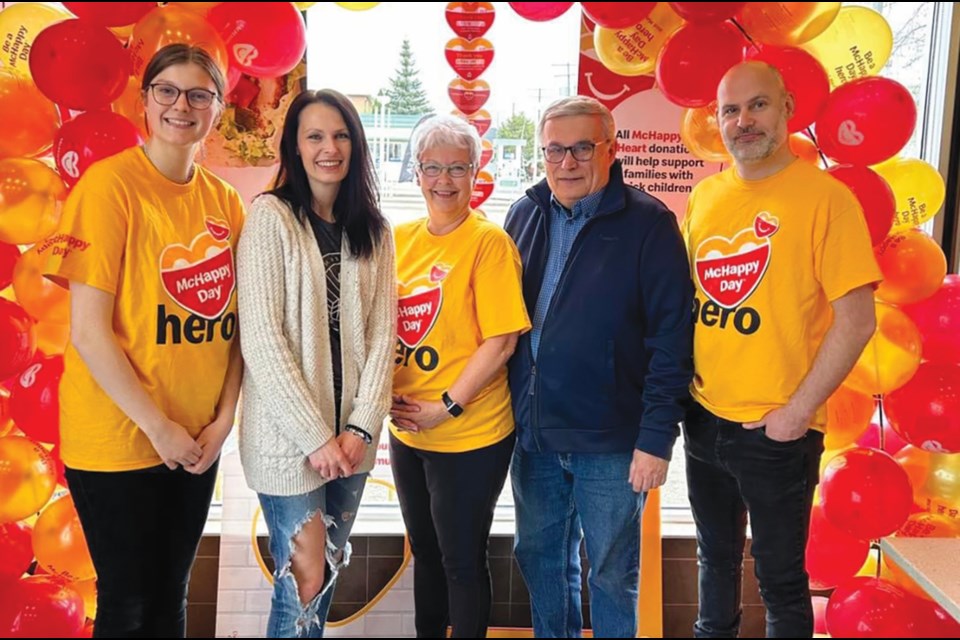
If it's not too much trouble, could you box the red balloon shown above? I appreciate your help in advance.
[669,2,745,24]
[0,575,85,638]
[906,596,960,638]
[821,447,912,539]
[902,275,960,365]
[63,2,155,27]
[856,422,908,455]
[508,2,574,21]
[208,2,306,78]
[0,300,36,381]
[0,243,19,291]
[817,76,916,166]
[826,578,914,638]
[885,362,960,454]
[748,45,829,132]
[825,165,895,246]
[0,522,33,581]
[28,19,130,111]
[55,111,143,189]
[806,503,870,590]
[582,2,656,29]
[9,355,63,446]
[656,22,746,108]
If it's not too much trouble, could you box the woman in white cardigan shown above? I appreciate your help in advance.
[236,89,396,638]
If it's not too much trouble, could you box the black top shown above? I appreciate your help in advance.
[307,213,343,431]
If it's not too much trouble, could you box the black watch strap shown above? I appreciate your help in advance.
[442,391,464,418]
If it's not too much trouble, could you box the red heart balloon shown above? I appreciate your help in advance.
[470,171,495,209]
[63,2,155,27]
[0,244,20,291]
[9,355,64,446]
[445,38,494,81]
[445,2,495,40]
[0,300,36,381]
[509,2,574,22]
[453,109,492,137]
[55,111,144,189]
[448,79,490,115]
[479,139,493,170]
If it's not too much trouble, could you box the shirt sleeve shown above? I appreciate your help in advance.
[40,174,127,294]
[814,193,883,302]
[473,228,532,340]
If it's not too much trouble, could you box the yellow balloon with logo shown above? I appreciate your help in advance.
[593,3,683,77]
[335,2,380,10]
[802,6,893,89]
[0,3,72,79]
[874,158,946,231]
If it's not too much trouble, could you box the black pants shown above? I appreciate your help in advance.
[65,461,219,638]
[683,402,824,638]
[390,432,514,638]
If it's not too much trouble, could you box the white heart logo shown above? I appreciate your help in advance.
[233,43,259,67]
[837,120,865,147]
[61,151,80,178]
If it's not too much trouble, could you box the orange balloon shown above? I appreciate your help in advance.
[69,577,98,620]
[34,320,70,356]
[0,387,12,437]
[0,158,67,245]
[12,247,70,324]
[897,512,960,538]
[916,450,960,518]
[874,229,947,305]
[0,436,57,524]
[32,494,95,582]
[111,75,150,140]
[894,445,931,495]
[844,302,921,396]
[789,133,820,165]
[129,5,229,81]
[0,70,59,160]
[680,102,730,164]
[736,2,840,45]
[824,384,874,449]
[170,2,222,16]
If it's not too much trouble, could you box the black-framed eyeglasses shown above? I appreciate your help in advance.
[417,161,473,178]
[542,140,610,163]
[148,83,219,110]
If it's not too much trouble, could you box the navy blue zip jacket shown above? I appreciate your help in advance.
[504,161,693,460]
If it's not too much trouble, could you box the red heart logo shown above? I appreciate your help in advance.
[448,79,490,115]
[753,212,779,239]
[160,233,236,319]
[470,170,495,209]
[452,108,492,137]
[429,263,451,282]
[445,38,494,81]
[205,217,231,241]
[445,2,495,40]
[694,227,771,310]
[397,282,442,349]
[479,139,493,170]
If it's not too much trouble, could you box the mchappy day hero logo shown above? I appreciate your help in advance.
[695,213,779,309]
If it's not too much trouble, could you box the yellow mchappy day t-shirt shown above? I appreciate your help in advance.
[392,212,531,453]
[41,146,246,471]
[683,159,881,427]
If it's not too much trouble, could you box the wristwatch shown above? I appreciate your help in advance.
[442,391,464,418]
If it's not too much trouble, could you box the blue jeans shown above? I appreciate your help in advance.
[258,473,368,638]
[683,402,824,638]
[512,447,646,638]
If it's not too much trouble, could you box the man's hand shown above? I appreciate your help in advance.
[628,449,669,493]
[743,404,810,442]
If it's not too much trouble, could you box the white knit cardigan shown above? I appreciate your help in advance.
[236,194,396,496]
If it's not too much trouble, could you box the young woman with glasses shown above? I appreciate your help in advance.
[389,114,530,637]
[42,44,245,637]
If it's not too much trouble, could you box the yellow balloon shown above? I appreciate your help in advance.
[294,2,317,9]
[335,2,380,10]
[170,2,222,14]
[0,3,72,79]
[593,3,683,77]
[856,547,879,578]
[844,302,921,396]
[13,247,70,324]
[917,451,960,518]
[873,158,946,231]
[680,103,730,164]
[736,2,841,46]
[0,158,66,245]
[802,6,893,89]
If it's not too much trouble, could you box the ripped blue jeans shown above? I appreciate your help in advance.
[258,473,368,638]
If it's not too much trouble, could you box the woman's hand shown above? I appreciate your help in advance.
[308,438,354,480]
[390,395,449,432]
[150,420,203,470]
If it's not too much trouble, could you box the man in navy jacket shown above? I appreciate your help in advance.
[504,95,693,638]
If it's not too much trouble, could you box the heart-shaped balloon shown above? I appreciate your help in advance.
[470,171,495,209]
[448,79,490,115]
[445,37,494,81]
[445,2,495,41]
[452,108,492,137]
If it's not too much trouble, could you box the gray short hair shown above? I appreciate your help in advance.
[410,114,482,168]
[537,95,615,144]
